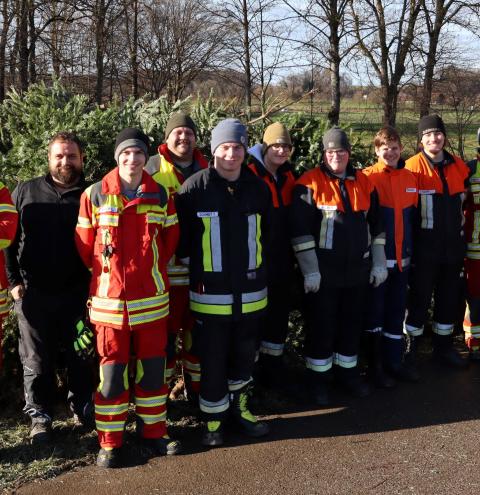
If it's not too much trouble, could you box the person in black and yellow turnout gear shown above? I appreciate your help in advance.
[176,119,271,446]
[290,127,386,406]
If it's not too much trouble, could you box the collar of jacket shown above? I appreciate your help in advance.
[158,143,208,171]
[101,167,161,201]
[421,149,455,168]
[45,172,87,192]
[320,162,356,181]
[374,157,407,173]
[248,152,293,180]
[208,163,253,183]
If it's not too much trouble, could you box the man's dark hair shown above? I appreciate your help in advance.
[48,131,84,155]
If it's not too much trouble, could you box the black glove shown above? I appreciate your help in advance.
[73,318,95,359]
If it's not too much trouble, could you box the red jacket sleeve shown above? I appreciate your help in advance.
[160,193,179,266]
[0,183,18,250]
[75,188,95,271]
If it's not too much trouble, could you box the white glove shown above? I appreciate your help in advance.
[304,272,321,293]
[369,265,388,287]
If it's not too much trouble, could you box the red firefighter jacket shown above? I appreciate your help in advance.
[464,158,480,261]
[145,144,208,287]
[362,160,418,270]
[75,168,179,329]
[405,151,470,263]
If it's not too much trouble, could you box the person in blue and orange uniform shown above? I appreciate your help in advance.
[0,182,17,370]
[362,127,419,386]
[247,122,296,389]
[290,127,386,406]
[404,114,471,372]
[176,118,271,447]
[75,128,181,468]
[463,128,480,360]
[145,113,208,400]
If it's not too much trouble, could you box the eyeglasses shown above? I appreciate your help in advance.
[325,149,348,157]
[271,144,292,152]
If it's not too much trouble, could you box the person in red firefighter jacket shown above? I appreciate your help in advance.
[247,122,296,390]
[463,128,480,360]
[404,114,471,372]
[290,127,386,406]
[75,128,181,468]
[176,118,272,447]
[145,112,208,399]
[0,182,17,370]
[362,126,419,386]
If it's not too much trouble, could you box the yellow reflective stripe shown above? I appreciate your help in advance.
[159,155,182,190]
[137,411,167,424]
[0,239,11,249]
[150,230,165,293]
[76,216,92,229]
[146,214,165,225]
[135,395,167,407]
[136,360,144,384]
[95,403,129,415]
[96,420,125,432]
[90,309,124,326]
[202,217,212,271]
[98,214,119,227]
[183,359,201,371]
[242,297,268,314]
[255,214,262,268]
[127,294,168,311]
[0,204,16,213]
[128,307,169,325]
[91,297,124,311]
[190,300,232,315]
[165,213,178,227]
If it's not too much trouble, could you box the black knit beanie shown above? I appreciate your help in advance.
[164,112,197,140]
[114,128,149,163]
[418,114,446,139]
[323,127,351,152]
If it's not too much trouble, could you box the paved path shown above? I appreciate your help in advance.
[17,358,480,495]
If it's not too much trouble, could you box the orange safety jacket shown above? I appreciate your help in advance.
[291,163,384,288]
[145,144,208,287]
[0,182,18,317]
[405,150,470,263]
[75,168,179,329]
[362,160,418,270]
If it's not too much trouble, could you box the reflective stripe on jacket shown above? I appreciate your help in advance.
[464,158,480,260]
[75,168,179,329]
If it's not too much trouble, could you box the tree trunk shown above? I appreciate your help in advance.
[0,0,11,101]
[242,0,252,118]
[18,0,29,92]
[28,2,36,84]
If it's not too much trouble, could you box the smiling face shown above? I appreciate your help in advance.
[421,131,445,159]
[214,142,245,181]
[375,140,403,168]
[48,140,84,187]
[264,144,291,172]
[166,126,196,161]
[324,148,349,175]
[117,146,146,184]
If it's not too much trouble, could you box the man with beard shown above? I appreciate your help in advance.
[145,113,208,400]
[6,132,94,444]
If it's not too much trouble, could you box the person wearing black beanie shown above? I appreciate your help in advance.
[75,127,182,467]
[403,115,472,373]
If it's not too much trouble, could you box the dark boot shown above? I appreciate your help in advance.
[432,334,468,369]
[256,353,294,393]
[231,389,269,438]
[335,366,371,398]
[307,368,331,406]
[97,447,122,468]
[366,333,395,388]
[403,333,420,377]
[386,362,420,383]
[202,420,224,447]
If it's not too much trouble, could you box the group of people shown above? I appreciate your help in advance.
[0,111,478,469]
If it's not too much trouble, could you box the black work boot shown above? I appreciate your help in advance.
[30,419,52,445]
[231,389,269,438]
[366,333,396,389]
[202,420,224,447]
[307,369,331,406]
[432,334,468,369]
[335,366,371,398]
[256,353,285,389]
[385,362,420,383]
[403,333,420,377]
[143,435,182,456]
[96,447,122,468]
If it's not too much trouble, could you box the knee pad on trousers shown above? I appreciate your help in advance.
[135,357,165,390]
[98,363,128,399]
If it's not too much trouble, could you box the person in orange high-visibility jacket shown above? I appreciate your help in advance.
[0,182,18,370]
[463,128,480,360]
[75,128,181,468]
[290,127,386,407]
[145,113,208,398]
[362,127,418,386]
[404,115,472,372]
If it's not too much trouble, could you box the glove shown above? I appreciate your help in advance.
[178,257,190,266]
[73,318,95,359]
[304,272,321,293]
[369,243,388,288]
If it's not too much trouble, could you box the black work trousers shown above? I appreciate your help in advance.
[16,286,94,419]
[196,318,259,420]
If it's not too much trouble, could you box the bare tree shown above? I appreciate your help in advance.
[0,0,15,101]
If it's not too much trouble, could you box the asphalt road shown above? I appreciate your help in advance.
[16,357,480,495]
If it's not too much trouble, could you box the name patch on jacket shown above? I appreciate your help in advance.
[317,204,337,211]
[419,189,436,195]
[406,188,417,193]
[197,211,219,218]
[98,206,119,213]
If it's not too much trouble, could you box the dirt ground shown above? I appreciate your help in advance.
[9,351,480,495]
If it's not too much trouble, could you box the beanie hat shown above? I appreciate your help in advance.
[114,128,149,163]
[418,114,446,138]
[164,112,197,140]
[262,122,292,153]
[323,127,350,152]
[211,118,248,154]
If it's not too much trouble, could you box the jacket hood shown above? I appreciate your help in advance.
[248,143,265,166]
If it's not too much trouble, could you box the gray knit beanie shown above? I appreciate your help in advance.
[114,128,149,163]
[211,118,248,154]
[323,127,351,152]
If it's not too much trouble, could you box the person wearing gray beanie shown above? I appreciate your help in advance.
[211,118,248,155]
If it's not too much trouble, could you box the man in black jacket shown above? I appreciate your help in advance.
[176,118,271,447]
[6,132,93,444]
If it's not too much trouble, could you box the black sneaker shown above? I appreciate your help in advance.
[96,448,122,468]
[202,421,224,447]
[30,421,52,445]
[143,436,182,456]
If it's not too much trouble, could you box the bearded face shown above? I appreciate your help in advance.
[166,127,196,161]
[48,140,83,187]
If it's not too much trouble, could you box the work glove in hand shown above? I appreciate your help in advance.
[369,243,388,288]
[304,272,321,293]
[73,319,95,359]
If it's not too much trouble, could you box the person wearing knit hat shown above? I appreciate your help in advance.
[76,127,182,467]
[403,115,472,372]
[289,126,386,405]
[246,122,296,393]
[175,117,271,446]
[145,114,208,402]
